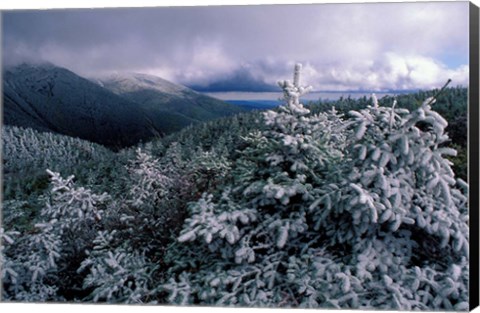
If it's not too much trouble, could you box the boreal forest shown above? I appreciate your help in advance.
[1,64,469,310]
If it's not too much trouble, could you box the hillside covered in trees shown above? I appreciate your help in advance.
[3,63,244,148]
[1,65,469,310]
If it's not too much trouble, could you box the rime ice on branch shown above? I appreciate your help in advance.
[277,63,313,107]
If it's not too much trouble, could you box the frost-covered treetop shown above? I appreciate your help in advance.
[277,63,313,107]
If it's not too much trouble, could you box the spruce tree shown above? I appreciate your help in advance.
[163,64,469,310]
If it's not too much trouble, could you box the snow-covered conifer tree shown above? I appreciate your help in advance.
[163,64,469,310]
[1,170,111,301]
[1,63,468,309]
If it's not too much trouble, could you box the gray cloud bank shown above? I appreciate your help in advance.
[2,2,469,91]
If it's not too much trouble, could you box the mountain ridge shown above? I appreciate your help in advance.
[3,63,244,148]
[3,63,154,147]
[94,71,245,124]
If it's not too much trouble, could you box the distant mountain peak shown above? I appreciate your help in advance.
[3,62,154,147]
[4,62,244,148]
[92,72,191,96]
[7,61,64,72]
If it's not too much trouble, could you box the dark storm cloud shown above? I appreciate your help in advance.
[3,7,222,69]
[187,66,279,92]
[2,2,469,91]
[3,6,312,72]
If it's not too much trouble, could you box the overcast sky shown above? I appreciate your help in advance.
[2,2,470,91]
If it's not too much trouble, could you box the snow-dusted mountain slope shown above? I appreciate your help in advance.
[3,64,245,148]
[3,63,155,147]
[95,72,245,123]
[94,72,190,95]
